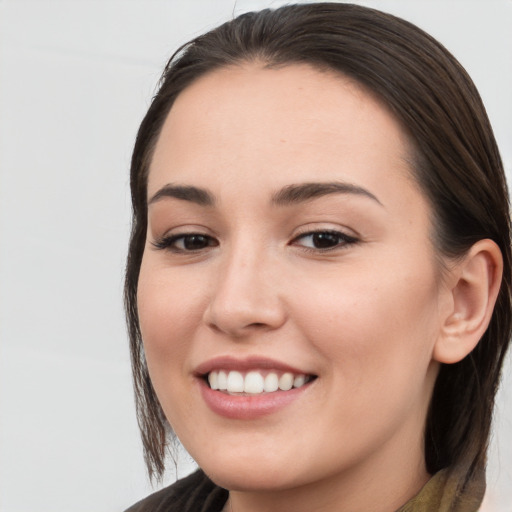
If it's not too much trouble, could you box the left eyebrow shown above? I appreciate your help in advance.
[271,181,383,207]
[148,184,216,206]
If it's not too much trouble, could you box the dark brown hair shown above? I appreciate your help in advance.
[125,2,511,484]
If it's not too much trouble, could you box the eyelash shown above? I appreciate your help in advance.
[151,229,358,254]
[291,230,359,252]
[151,233,219,252]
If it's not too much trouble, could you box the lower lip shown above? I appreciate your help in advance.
[198,379,312,420]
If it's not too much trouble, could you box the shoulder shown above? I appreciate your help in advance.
[124,469,228,512]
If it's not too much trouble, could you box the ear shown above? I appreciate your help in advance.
[433,239,503,364]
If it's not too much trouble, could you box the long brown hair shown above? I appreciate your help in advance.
[125,3,512,483]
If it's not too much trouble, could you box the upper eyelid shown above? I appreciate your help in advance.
[153,224,218,238]
[159,231,217,241]
[289,232,359,255]
[155,227,355,239]
[151,232,218,252]
[151,231,356,255]
[291,229,358,243]
[150,224,360,245]
[291,224,360,239]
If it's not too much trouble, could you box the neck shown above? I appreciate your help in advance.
[227,451,429,512]
[224,432,430,512]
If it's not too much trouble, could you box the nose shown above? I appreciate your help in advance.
[203,247,287,338]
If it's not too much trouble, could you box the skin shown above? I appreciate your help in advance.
[137,63,465,511]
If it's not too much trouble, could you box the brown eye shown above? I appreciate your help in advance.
[152,233,219,252]
[180,234,213,250]
[293,230,358,251]
[311,232,342,249]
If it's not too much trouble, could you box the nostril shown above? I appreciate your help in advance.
[202,289,287,336]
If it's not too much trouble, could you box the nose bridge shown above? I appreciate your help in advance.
[204,233,285,335]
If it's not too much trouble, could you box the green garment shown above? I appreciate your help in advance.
[126,466,485,511]
[397,467,485,512]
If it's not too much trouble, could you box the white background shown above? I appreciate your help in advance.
[0,1,511,511]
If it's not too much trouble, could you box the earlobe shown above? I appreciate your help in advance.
[433,239,503,364]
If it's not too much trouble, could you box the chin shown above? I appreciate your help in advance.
[206,468,298,493]
[196,453,305,492]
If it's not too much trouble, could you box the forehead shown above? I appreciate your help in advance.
[148,63,419,207]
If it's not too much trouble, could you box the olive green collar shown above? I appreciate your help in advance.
[397,467,485,512]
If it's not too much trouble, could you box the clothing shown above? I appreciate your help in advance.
[125,466,485,512]
[125,470,227,512]
[396,466,485,512]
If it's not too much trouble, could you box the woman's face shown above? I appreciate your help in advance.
[138,64,449,495]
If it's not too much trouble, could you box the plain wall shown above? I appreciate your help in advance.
[0,1,510,511]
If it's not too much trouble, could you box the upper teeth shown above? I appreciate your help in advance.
[208,370,309,394]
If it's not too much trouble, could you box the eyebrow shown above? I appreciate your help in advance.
[271,181,383,207]
[148,180,382,208]
[149,184,216,206]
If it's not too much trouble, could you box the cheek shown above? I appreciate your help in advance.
[293,262,441,392]
[136,258,205,383]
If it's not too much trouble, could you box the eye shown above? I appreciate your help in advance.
[292,230,358,251]
[152,233,219,252]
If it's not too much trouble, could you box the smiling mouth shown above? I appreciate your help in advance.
[205,370,316,395]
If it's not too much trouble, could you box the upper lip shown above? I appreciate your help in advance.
[194,356,313,377]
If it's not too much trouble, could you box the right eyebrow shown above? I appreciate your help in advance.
[271,181,383,207]
[148,184,215,207]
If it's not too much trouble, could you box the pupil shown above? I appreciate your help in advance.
[313,232,339,248]
[184,235,209,250]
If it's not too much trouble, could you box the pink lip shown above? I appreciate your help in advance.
[194,355,309,376]
[194,356,316,420]
[198,379,313,420]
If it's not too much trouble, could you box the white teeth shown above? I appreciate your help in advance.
[244,371,264,393]
[293,375,306,388]
[217,371,228,390]
[207,370,311,394]
[279,372,294,391]
[264,373,279,392]
[208,372,218,390]
[227,371,244,392]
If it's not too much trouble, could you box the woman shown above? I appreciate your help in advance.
[124,3,511,511]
